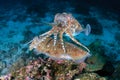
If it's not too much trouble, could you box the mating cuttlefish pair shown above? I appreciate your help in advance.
[29,13,91,63]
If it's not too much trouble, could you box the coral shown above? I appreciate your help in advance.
[8,57,26,73]
[0,57,87,80]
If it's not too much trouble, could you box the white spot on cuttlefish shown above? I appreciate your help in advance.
[60,54,73,60]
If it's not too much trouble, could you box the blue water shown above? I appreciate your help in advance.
[0,0,120,79]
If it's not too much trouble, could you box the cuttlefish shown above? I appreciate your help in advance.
[29,37,91,63]
[30,13,91,53]
[29,12,91,63]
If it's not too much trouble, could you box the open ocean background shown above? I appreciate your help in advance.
[0,0,120,79]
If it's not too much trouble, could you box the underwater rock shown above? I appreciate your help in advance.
[85,40,106,71]
[85,52,106,72]
[74,73,107,80]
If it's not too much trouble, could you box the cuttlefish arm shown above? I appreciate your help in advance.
[29,27,57,50]
[39,30,52,38]
[59,30,66,53]
[66,30,90,52]
[53,32,58,46]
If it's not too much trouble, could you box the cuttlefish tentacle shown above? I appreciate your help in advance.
[38,31,53,43]
[66,30,90,52]
[53,33,58,46]
[59,31,66,53]
[32,28,56,49]
[39,30,52,38]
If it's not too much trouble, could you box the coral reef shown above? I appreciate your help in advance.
[0,57,87,80]
[8,57,27,73]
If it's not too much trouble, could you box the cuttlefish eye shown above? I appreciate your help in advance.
[71,24,76,28]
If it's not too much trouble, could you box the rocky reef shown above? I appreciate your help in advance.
[0,56,108,80]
